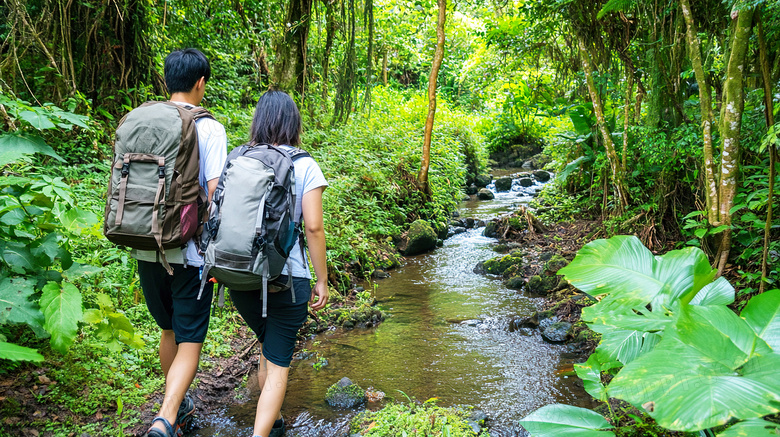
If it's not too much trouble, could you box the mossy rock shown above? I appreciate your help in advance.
[505,275,525,289]
[475,174,492,187]
[533,170,551,182]
[402,219,437,255]
[477,188,494,200]
[483,221,498,238]
[432,220,449,240]
[526,275,560,295]
[325,377,366,408]
[518,177,534,187]
[465,184,478,195]
[545,254,568,274]
[482,250,524,276]
[494,177,512,192]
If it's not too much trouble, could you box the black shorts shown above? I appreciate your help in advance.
[230,276,310,368]
[137,261,213,344]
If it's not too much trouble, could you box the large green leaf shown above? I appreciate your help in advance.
[59,207,97,235]
[40,281,83,353]
[689,277,735,306]
[519,404,615,437]
[741,289,780,351]
[558,236,720,308]
[18,110,56,130]
[0,341,44,362]
[608,305,780,431]
[0,134,64,165]
[2,241,39,273]
[589,325,662,365]
[717,418,779,436]
[0,277,44,332]
[574,350,620,402]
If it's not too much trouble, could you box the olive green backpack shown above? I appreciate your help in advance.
[103,101,213,273]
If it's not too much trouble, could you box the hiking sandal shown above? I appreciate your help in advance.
[145,416,175,437]
[269,417,286,437]
[175,394,196,435]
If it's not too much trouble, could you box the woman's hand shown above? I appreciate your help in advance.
[310,279,329,310]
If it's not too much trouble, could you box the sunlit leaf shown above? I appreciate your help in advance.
[717,418,780,436]
[18,110,56,130]
[520,404,615,436]
[0,341,44,362]
[40,281,83,353]
[608,305,780,431]
[741,289,780,351]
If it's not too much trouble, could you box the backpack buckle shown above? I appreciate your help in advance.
[158,166,166,178]
[121,162,130,177]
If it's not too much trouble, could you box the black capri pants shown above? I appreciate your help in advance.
[230,276,310,368]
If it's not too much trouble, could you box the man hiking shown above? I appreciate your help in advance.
[133,48,227,437]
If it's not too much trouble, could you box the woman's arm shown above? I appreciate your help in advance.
[301,186,328,310]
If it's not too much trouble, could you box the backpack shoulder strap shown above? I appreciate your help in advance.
[175,103,216,121]
[287,148,310,161]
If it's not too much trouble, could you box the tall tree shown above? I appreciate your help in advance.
[417,0,447,196]
[576,33,630,211]
[713,7,754,273]
[272,0,313,95]
[757,11,775,293]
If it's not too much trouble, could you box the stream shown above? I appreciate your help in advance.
[193,170,595,436]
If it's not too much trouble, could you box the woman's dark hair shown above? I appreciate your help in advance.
[164,48,211,94]
[249,91,302,147]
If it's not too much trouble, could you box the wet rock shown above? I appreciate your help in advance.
[449,219,464,227]
[465,184,478,195]
[473,261,486,274]
[522,160,535,170]
[505,276,525,289]
[452,211,460,218]
[400,220,437,255]
[436,239,444,247]
[469,409,489,425]
[494,177,513,192]
[325,377,366,408]
[372,269,390,279]
[476,219,486,227]
[475,174,492,187]
[541,321,572,343]
[460,319,480,327]
[526,275,561,295]
[451,227,467,235]
[518,177,534,187]
[464,218,476,228]
[468,421,481,434]
[533,170,551,182]
[483,221,498,238]
[545,254,568,274]
[482,250,524,276]
[477,188,495,200]
[461,194,471,201]
[433,221,449,240]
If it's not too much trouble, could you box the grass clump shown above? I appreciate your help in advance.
[351,397,488,436]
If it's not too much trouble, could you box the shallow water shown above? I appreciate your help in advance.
[192,171,595,436]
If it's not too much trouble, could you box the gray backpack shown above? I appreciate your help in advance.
[104,101,212,274]
[198,143,310,317]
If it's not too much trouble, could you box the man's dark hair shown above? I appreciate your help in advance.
[249,91,302,147]
[164,49,211,94]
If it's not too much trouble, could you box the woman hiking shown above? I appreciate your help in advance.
[231,90,329,437]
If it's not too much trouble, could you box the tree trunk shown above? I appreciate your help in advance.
[272,0,313,95]
[714,7,754,274]
[576,34,630,211]
[332,0,356,124]
[623,70,633,172]
[758,12,775,293]
[321,0,336,101]
[382,49,388,86]
[363,0,374,112]
[417,0,446,196]
[680,0,719,225]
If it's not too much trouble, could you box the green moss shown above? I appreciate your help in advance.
[482,251,524,276]
[351,399,488,436]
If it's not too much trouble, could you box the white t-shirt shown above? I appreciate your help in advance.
[132,102,228,267]
[280,146,328,279]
